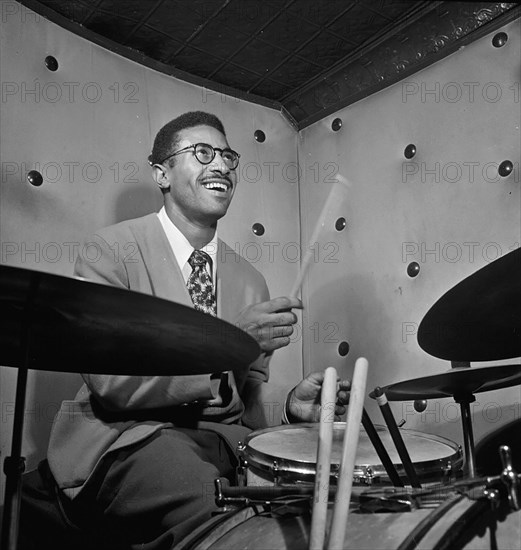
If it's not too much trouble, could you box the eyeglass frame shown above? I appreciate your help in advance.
[158,143,241,170]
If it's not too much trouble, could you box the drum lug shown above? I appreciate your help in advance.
[270,460,281,485]
[483,488,501,509]
[236,442,247,487]
[442,460,453,482]
[362,466,376,485]
[466,484,502,509]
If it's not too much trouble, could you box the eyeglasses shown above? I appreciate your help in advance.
[159,143,240,170]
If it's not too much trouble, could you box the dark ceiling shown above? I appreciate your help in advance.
[18,1,521,129]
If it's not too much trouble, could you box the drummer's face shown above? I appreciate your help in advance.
[161,125,238,226]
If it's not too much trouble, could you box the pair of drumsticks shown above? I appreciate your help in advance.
[289,173,361,549]
[309,361,368,550]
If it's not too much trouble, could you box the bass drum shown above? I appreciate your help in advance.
[173,495,520,550]
[241,423,463,486]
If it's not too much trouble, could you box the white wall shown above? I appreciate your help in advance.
[299,19,520,457]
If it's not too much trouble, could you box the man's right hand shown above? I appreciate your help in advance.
[235,296,302,352]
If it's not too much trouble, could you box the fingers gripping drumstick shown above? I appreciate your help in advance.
[309,367,338,550]
[290,174,350,298]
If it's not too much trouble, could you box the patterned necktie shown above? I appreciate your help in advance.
[187,250,216,316]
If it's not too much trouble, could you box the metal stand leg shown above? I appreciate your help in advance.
[455,394,476,478]
[1,368,28,550]
[1,272,38,550]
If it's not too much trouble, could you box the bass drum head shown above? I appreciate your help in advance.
[174,495,520,550]
[244,423,462,485]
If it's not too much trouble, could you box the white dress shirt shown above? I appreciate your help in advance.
[157,206,217,284]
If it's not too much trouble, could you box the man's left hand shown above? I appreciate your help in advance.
[286,371,351,423]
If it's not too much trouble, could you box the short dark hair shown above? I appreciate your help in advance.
[149,111,226,166]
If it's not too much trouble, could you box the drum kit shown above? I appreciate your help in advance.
[0,265,260,550]
[1,247,520,549]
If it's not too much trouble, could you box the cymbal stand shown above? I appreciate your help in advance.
[454,392,476,478]
[1,273,39,550]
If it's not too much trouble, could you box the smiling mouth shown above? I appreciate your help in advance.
[201,180,231,193]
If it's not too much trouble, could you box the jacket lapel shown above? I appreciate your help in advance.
[131,214,193,307]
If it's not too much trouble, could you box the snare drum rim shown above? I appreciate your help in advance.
[243,423,463,482]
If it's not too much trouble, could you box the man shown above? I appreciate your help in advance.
[47,111,348,549]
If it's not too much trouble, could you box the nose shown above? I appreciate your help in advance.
[209,149,231,174]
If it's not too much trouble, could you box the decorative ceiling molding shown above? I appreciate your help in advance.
[287,2,520,128]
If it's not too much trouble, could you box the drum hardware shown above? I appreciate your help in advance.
[480,486,502,532]
[272,460,281,485]
[0,265,260,550]
[177,491,521,550]
[213,469,521,514]
[456,392,477,478]
[399,458,520,550]
[442,459,455,481]
[371,365,521,479]
[236,442,247,487]
[500,445,520,510]
[356,466,377,485]
[199,449,521,550]
[407,247,521,483]
[215,477,336,508]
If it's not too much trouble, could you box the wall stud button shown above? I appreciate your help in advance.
[407,262,420,277]
[45,56,58,71]
[252,223,265,236]
[27,170,43,186]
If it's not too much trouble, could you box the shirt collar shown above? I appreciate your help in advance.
[157,207,218,281]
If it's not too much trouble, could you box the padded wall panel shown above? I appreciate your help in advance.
[0,1,301,501]
[299,19,520,451]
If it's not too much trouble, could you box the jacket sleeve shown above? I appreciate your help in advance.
[238,275,291,429]
[75,232,217,411]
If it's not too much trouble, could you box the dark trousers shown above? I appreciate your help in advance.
[62,426,248,550]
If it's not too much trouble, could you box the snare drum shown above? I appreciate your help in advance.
[239,423,463,486]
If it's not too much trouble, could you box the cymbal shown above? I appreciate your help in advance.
[418,247,521,361]
[369,364,521,401]
[0,265,260,375]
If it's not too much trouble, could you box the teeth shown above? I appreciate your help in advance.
[203,182,228,192]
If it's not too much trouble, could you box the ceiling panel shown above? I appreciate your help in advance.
[17,0,521,129]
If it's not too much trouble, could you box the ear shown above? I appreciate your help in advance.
[152,164,171,190]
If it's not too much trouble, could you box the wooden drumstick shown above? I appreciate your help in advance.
[361,409,403,487]
[374,387,421,489]
[290,174,349,298]
[309,366,338,550]
[327,357,368,550]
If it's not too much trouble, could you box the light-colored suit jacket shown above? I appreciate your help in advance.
[47,213,289,498]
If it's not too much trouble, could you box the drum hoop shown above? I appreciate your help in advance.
[243,423,463,481]
[396,495,490,550]
[174,495,497,550]
[171,505,262,550]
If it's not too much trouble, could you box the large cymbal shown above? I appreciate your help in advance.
[418,248,521,361]
[369,364,521,401]
[0,265,260,375]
